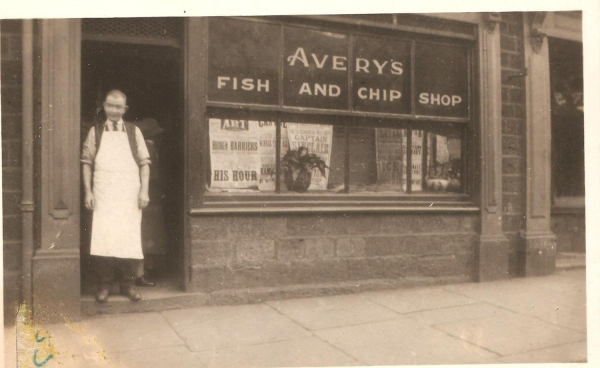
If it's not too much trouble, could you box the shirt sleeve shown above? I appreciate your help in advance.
[135,126,152,166]
[81,126,96,165]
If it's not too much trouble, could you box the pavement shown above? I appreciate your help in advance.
[4,268,587,367]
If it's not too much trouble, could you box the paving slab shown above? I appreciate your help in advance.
[46,352,118,368]
[107,346,203,368]
[314,318,499,365]
[43,355,113,368]
[266,293,402,330]
[41,324,112,367]
[45,313,185,356]
[444,271,586,303]
[193,337,362,368]
[434,312,586,356]
[7,269,587,367]
[498,340,587,363]
[8,322,125,368]
[161,303,312,352]
[405,302,517,326]
[443,272,587,332]
[556,268,586,279]
[363,286,480,314]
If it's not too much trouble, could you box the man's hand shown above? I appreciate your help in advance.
[139,191,150,209]
[84,192,95,211]
[82,164,94,211]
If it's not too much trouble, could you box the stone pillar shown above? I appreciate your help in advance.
[477,14,510,281]
[519,12,556,276]
[32,19,82,323]
[183,17,208,291]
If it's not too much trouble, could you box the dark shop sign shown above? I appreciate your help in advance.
[208,18,469,118]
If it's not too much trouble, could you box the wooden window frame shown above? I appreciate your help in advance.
[189,15,481,214]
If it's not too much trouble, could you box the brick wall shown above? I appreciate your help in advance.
[2,19,24,320]
[500,13,527,275]
[190,213,478,292]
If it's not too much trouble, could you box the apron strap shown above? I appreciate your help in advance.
[125,121,139,164]
[94,121,140,165]
[95,122,104,154]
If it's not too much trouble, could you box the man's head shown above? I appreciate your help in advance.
[103,90,128,123]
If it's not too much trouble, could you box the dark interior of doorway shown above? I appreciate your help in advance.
[80,40,184,295]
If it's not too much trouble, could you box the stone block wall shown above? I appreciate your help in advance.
[190,213,478,292]
[2,19,24,320]
[500,13,527,275]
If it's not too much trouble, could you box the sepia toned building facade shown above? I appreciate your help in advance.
[2,12,584,322]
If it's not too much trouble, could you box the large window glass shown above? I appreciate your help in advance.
[206,109,464,195]
[549,37,584,201]
[349,127,407,193]
[205,17,472,200]
[423,127,463,193]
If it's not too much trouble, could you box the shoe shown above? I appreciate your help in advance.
[96,287,110,303]
[135,276,155,287]
[120,285,142,302]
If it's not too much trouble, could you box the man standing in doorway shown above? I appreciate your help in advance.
[81,90,151,303]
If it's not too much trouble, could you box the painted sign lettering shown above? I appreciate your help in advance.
[415,42,469,118]
[353,36,410,114]
[208,18,280,105]
[208,18,470,118]
[283,27,349,109]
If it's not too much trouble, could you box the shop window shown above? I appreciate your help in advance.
[203,17,473,204]
[206,109,464,196]
[549,37,584,204]
[348,127,463,194]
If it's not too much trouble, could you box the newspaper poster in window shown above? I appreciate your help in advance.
[209,118,261,190]
[375,128,404,191]
[403,130,423,191]
[436,134,450,164]
[256,121,289,191]
[286,123,333,190]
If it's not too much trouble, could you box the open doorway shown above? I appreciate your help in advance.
[80,40,184,296]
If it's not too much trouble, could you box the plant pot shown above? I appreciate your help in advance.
[426,177,449,191]
[284,168,312,193]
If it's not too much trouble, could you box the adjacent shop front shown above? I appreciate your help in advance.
[4,12,581,322]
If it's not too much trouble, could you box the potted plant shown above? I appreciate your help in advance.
[425,159,461,192]
[281,147,328,193]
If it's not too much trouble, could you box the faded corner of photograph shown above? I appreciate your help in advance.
[2,10,586,368]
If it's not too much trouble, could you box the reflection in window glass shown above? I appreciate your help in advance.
[279,122,345,193]
[423,131,462,193]
[549,37,584,198]
[349,127,410,193]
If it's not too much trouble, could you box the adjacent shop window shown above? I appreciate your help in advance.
[205,17,471,197]
[549,37,584,201]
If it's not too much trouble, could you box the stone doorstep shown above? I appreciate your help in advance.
[556,252,586,271]
[81,275,471,317]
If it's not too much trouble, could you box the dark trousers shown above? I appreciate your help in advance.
[96,256,141,289]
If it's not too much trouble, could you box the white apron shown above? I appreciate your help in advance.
[90,129,144,259]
